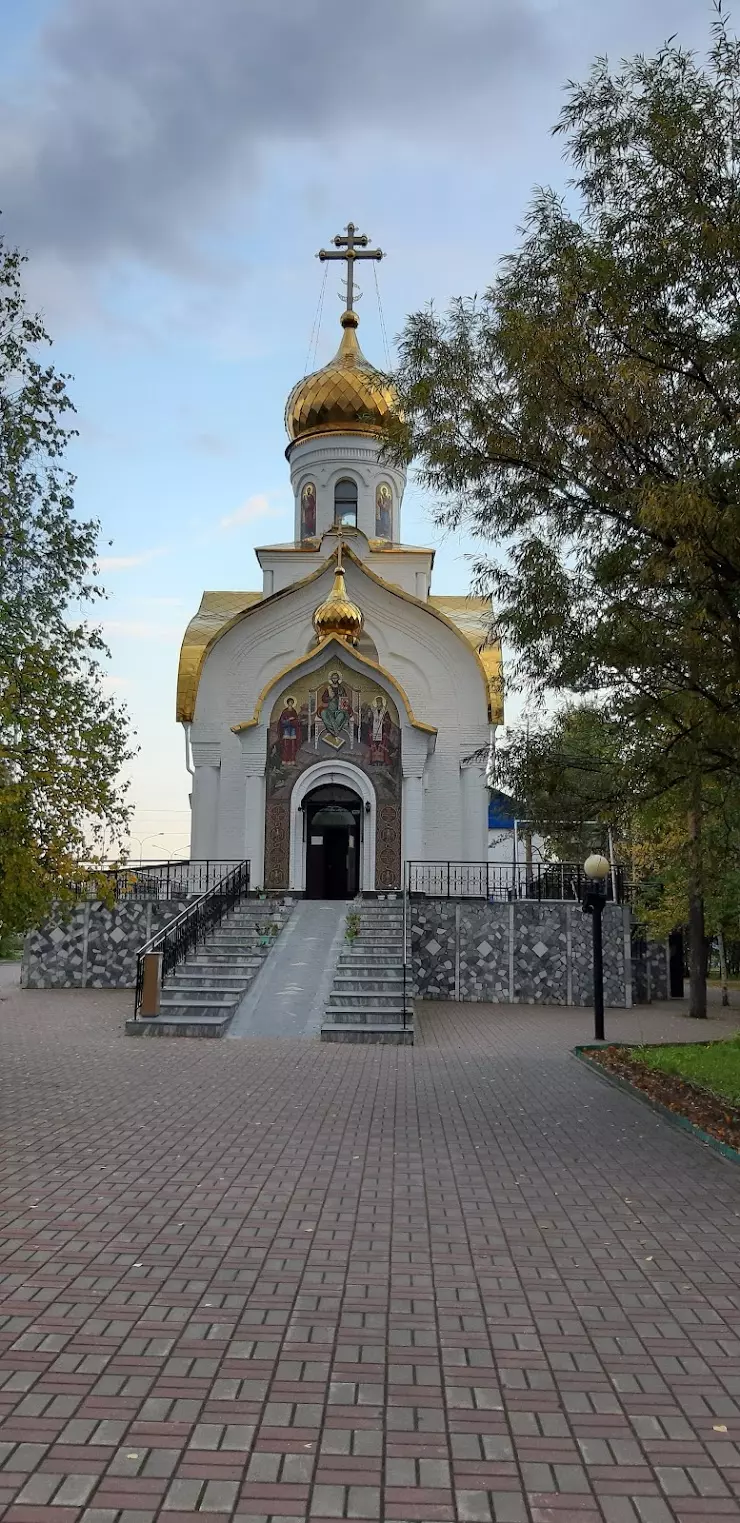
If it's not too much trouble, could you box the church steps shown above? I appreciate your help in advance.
[128,901,292,1036]
[128,1013,232,1038]
[343,935,403,947]
[179,953,263,967]
[160,989,241,1009]
[326,1006,408,1025]
[334,967,405,981]
[329,990,404,1009]
[321,902,412,1044]
[339,937,403,950]
[207,929,279,941]
[337,957,402,970]
[330,981,404,1000]
[167,973,255,991]
[321,1024,413,1045]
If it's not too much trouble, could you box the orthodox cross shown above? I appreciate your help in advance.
[318,223,383,313]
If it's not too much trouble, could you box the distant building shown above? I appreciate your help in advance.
[488,790,546,888]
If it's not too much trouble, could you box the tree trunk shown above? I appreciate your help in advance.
[687,790,707,1019]
[718,929,730,1008]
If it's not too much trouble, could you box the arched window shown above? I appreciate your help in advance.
[334,477,358,528]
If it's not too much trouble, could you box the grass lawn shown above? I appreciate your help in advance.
[636,1037,740,1106]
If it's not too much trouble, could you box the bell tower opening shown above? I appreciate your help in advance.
[303,782,361,899]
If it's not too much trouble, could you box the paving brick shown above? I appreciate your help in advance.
[200,1481,239,1512]
[4,981,740,1523]
[164,1479,204,1511]
[51,1475,98,1507]
[14,1476,60,1506]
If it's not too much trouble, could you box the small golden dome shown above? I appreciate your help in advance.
[313,556,364,645]
[286,310,395,444]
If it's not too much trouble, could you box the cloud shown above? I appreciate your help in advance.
[219,493,284,531]
[0,0,553,276]
[97,547,166,572]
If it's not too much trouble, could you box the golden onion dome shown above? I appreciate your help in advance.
[286,310,395,444]
[313,559,364,645]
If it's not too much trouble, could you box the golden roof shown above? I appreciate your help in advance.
[285,310,395,444]
[176,550,504,725]
[429,596,504,725]
[313,558,364,645]
[176,591,261,723]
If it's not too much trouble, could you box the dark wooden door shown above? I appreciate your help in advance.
[305,822,325,898]
[305,802,361,898]
[323,828,348,899]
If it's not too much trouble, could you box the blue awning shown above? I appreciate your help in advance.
[488,791,517,829]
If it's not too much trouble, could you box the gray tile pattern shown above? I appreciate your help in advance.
[21,900,191,989]
[411,900,666,1007]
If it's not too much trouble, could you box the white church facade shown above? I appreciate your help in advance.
[176,227,503,896]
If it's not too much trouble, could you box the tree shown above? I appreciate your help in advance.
[500,702,740,1004]
[497,704,628,861]
[0,231,132,938]
[390,14,740,1016]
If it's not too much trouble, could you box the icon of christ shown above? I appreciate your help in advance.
[318,671,351,750]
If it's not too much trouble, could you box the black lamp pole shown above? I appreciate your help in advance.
[583,861,608,1042]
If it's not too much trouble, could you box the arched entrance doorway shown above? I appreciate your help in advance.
[303,783,361,899]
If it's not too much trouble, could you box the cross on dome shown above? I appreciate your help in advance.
[318,222,383,315]
[285,228,394,444]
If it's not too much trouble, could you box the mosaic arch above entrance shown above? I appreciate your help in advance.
[263,656,402,890]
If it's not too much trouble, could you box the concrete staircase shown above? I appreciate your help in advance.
[321,900,413,1044]
[127,900,293,1037]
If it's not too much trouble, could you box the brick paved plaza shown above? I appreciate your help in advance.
[3,971,740,1523]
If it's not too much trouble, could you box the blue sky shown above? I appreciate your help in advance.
[0,0,715,860]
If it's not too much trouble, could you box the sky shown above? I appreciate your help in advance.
[0,0,716,861]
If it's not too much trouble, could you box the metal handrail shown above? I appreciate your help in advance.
[73,859,244,901]
[406,860,629,904]
[402,864,408,1029]
[133,860,250,1017]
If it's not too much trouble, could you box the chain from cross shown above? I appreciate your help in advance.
[318,223,383,314]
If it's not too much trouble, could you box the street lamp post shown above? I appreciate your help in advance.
[130,832,165,865]
[583,853,611,1042]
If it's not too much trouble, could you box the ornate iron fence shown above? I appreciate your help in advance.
[406,860,628,903]
[73,860,244,901]
[133,861,250,1017]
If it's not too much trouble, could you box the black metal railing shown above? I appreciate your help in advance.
[133,860,250,1017]
[73,860,244,902]
[402,877,408,1028]
[406,860,628,903]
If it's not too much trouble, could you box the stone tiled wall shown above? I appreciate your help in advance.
[22,900,190,989]
[410,899,667,1007]
[631,938,670,1003]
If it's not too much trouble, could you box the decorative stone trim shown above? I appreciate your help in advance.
[22,900,191,990]
[410,899,668,1007]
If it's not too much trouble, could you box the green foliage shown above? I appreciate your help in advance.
[498,704,627,860]
[500,700,740,943]
[631,775,740,939]
[345,911,360,941]
[635,1037,740,1105]
[390,14,740,794]
[0,231,133,935]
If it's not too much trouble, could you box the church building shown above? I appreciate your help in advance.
[176,226,503,896]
